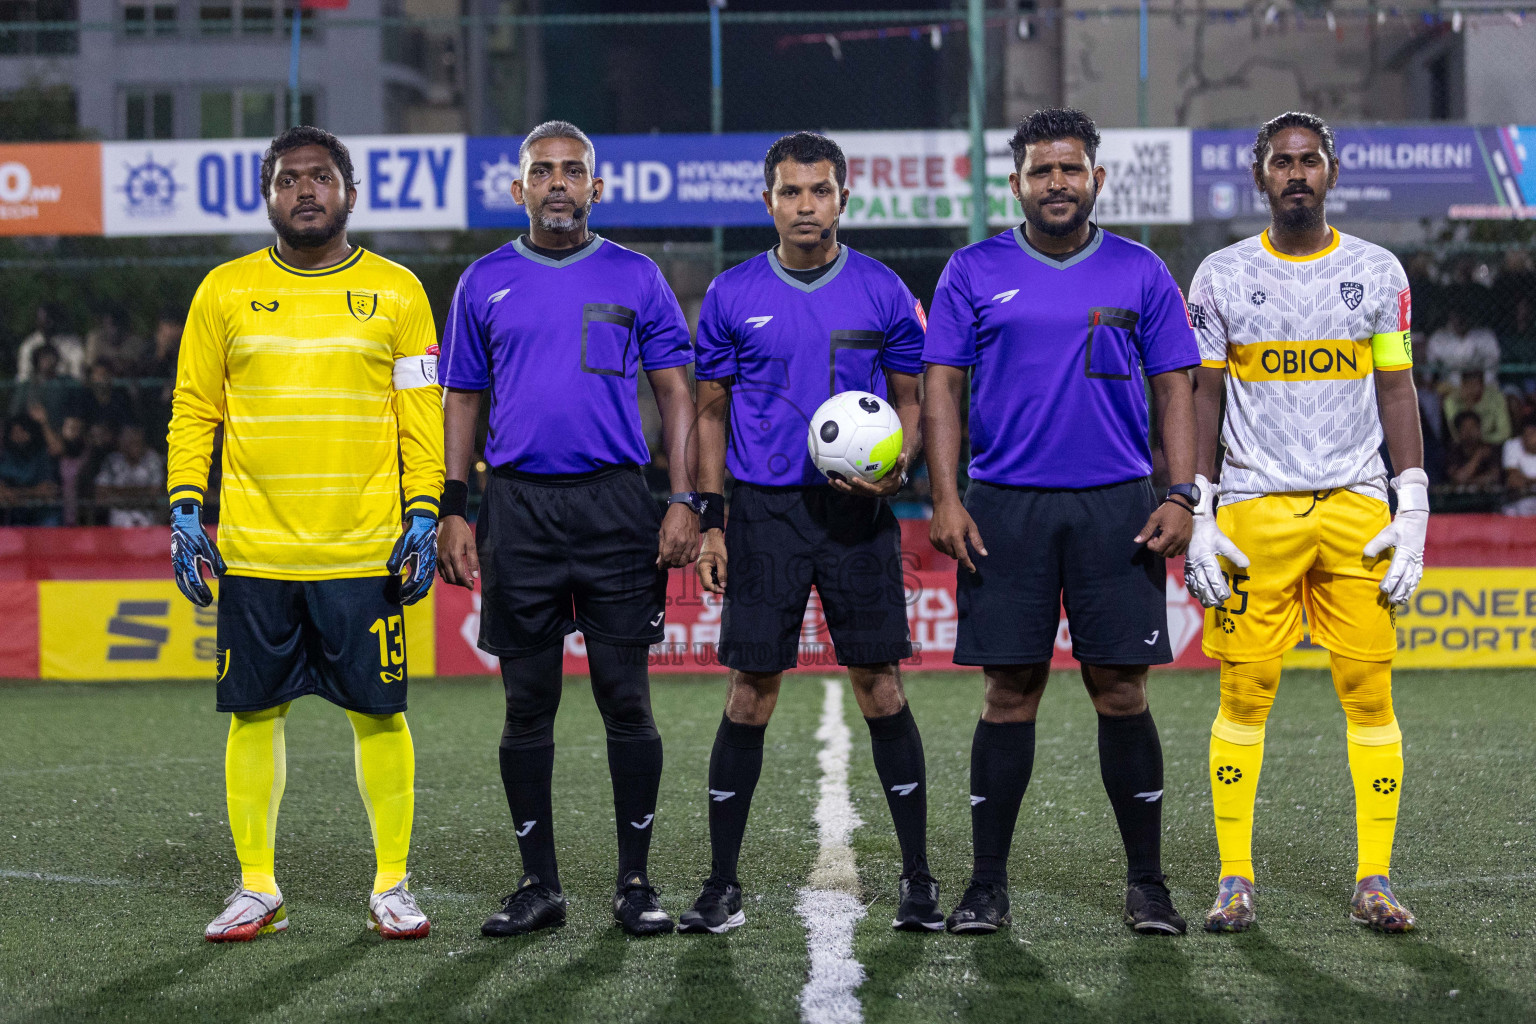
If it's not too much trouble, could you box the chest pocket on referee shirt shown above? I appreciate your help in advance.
[1083,307,1140,381]
[581,303,637,377]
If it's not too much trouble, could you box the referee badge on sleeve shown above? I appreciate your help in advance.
[347,291,378,322]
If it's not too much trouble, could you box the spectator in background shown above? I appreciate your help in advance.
[0,414,60,525]
[1502,419,1536,516]
[1492,250,1536,361]
[93,424,164,527]
[15,305,86,382]
[53,414,93,526]
[1424,310,1500,385]
[142,312,185,434]
[1445,411,1501,489]
[84,310,149,378]
[1404,252,1446,338]
[1442,372,1511,446]
[8,345,77,427]
[72,362,137,432]
[75,420,118,525]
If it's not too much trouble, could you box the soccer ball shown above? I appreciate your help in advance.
[807,391,903,484]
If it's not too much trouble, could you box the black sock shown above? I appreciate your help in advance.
[866,704,929,877]
[608,736,663,885]
[498,744,560,892]
[706,714,766,886]
[970,719,1036,886]
[1097,709,1165,884]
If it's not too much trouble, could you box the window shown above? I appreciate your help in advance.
[239,1,271,34]
[153,4,176,33]
[241,91,274,137]
[283,90,316,128]
[126,90,174,139]
[124,2,177,36]
[198,3,231,35]
[0,0,79,54]
[281,5,312,38]
[200,90,233,138]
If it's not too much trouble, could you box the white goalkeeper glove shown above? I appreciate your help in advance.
[1363,467,1429,607]
[1183,474,1250,609]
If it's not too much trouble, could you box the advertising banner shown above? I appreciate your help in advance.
[467,132,782,231]
[1192,125,1534,221]
[100,135,465,237]
[1284,568,1536,670]
[35,580,435,681]
[431,565,1216,678]
[469,129,1192,232]
[0,142,102,236]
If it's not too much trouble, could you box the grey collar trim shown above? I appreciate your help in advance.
[767,244,849,293]
[512,233,605,268]
[1011,225,1103,270]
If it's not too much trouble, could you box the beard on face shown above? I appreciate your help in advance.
[269,201,348,250]
[1022,187,1095,238]
[534,192,593,234]
[1270,186,1326,232]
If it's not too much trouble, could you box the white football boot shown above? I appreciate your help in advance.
[368,874,431,939]
[205,885,287,942]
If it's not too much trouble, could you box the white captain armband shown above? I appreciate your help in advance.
[393,354,439,390]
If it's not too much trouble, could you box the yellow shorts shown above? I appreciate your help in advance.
[1203,490,1396,663]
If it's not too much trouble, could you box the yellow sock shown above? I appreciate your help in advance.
[1331,654,1402,881]
[1211,713,1266,882]
[347,710,415,894]
[1210,658,1281,883]
[225,703,290,896]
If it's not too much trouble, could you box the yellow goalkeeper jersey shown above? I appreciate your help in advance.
[167,246,444,581]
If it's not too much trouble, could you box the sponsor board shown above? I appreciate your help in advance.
[36,580,434,680]
[100,135,464,237]
[0,143,102,236]
[1194,125,1535,221]
[432,566,1215,677]
[1284,568,1536,670]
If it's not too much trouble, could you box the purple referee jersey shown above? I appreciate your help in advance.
[695,246,926,487]
[438,236,692,474]
[922,227,1199,488]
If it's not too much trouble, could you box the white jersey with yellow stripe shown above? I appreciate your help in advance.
[1187,227,1412,507]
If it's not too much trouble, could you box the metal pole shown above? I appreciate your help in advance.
[288,1,302,126]
[710,0,724,274]
[967,0,987,243]
[1138,0,1151,245]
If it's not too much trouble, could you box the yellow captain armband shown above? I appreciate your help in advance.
[1371,330,1413,369]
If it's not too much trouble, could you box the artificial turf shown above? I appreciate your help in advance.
[1,669,1531,1023]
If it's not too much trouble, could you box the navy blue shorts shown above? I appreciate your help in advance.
[718,484,912,674]
[215,574,408,714]
[953,477,1172,667]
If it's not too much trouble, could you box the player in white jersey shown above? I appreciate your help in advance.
[1183,112,1427,934]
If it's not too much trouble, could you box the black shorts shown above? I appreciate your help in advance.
[477,464,668,657]
[953,477,1172,667]
[215,574,408,714]
[718,484,912,674]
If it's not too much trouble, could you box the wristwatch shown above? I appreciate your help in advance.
[667,491,707,515]
[1166,482,1201,510]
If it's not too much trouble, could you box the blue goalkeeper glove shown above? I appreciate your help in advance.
[170,501,226,607]
[387,512,438,606]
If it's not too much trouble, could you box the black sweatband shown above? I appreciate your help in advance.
[700,491,726,533]
[441,479,469,519]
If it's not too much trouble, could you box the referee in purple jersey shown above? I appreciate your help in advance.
[923,109,1201,936]
[435,121,698,938]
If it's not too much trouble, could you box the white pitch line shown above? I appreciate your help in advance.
[795,678,867,1024]
[0,868,130,886]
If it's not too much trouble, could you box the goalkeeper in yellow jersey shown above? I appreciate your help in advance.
[1185,112,1425,934]
[166,126,444,942]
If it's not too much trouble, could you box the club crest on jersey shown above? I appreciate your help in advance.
[347,291,378,322]
[1340,281,1364,310]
